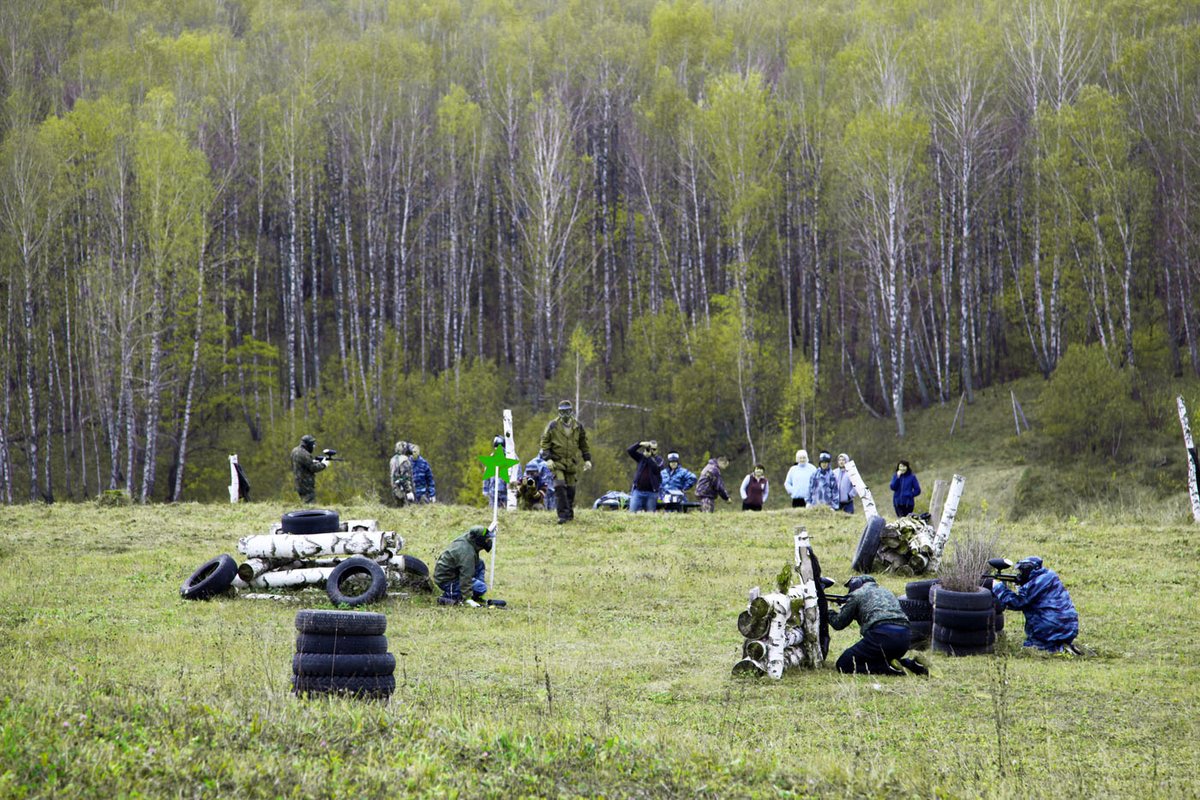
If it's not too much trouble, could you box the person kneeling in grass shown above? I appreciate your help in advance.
[991,556,1080,654]
[434,524,504,607]
[828,576,926,675]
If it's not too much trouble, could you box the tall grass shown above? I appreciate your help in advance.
[939,524,1001,592]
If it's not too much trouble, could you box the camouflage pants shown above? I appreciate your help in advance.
[699,497,715,513]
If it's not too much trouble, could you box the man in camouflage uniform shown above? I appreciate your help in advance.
[539,400,592,525]
[291,434,327,503]
[389,440,415,507]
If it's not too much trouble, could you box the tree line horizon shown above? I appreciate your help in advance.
[0,0,1197,504]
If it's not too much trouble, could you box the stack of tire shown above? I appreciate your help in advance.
[292,609,395,700]
[929,585,999,656]
[898,579,939,648]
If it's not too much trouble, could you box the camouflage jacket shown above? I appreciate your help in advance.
[291,446,326,495]
[539,415,591,482]
[827,580,909,633]
[389,453,414,496]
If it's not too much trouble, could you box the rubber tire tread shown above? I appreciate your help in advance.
[905,579,940,601]
[292,652,396,677]
[994,610,1005,632]
[291,674,395,697]
[400,555,429,577]
[181,554,238,600]
[909,620,932,648]
[929,585,994,610]
[851,515,886,572]
[932,606,996,628]
[281,509,341,535]
[898,597,932,622]
[295,633,389,655]
[933,624,996,647]
[932,640,994,657]
[294,609,387,635]
[326,557,388,607]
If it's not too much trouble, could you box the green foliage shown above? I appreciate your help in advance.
[1039,343,1138,459]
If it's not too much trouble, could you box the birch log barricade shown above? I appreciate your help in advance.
[793,528,822,668]
[237,530,396,560]
[247,566,337,590]
[929,479,948,524]
[930,474,966,570]
[874,517,935,575]
[1177,396,1200,523]
[842,459,877,518]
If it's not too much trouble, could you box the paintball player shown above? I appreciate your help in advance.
[991,556,1081,654]
[291,434,327,503]
[526,454,556,510]
[516,464,546,510]
[482,435,511,506]
[410,444,437,503]
[433,524,503,607]
[828,576,926,675]
[694,456,732,512]
[389,441,415,507]
[660,452,697,496]
[539,400,592,525]
[627,440,664,513]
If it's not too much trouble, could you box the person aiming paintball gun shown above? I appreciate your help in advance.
[290,434,326,503]
[390,441,415,507]
[827,576,927,675]
[990,556,1081,654]
[433,524,505,607]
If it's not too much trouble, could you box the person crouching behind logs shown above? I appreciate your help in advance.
[827,576,926,675]
[434,524,503,607]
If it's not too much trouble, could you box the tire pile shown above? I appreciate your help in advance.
[292,610,395,700]
[899,579,1004,653]
[180,509,430,606]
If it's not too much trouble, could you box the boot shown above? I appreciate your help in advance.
[436,595,461,606]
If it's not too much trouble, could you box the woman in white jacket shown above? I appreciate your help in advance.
[783,450,817,508]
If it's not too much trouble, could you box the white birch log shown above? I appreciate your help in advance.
[237,530,396,559]
[342,519,379,532]
[238,558,274,582]
[843,458,878,518]
[929,479,948,523]
[228,455,240,503]
[247,566,336,589]
[1177,396,1200,523]
[231,575,248,590]
[792,528,823,667]
[930,474,966,569]
[503,409,518,512]
[763,594,791,679]
[240,593,300,602]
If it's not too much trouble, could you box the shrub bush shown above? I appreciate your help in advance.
[1038,343,1138,460]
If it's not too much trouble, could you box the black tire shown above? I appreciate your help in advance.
[292,652,396,677]
[180,554,238,600]
[295,633,389,655]
[994,610,1005,632]
[909,620,933,647]
[929,585,994,611]
[294,609,387,636]
[851,515,886,572]
[898,597,932,622]
[933,624,996,647]
[905,579,940,601]
[281,509,341,534]
[932,606,996,629]
[397,555,429,578]
[326,557,388,607]
[291,674,395,697]
[932,640,994,657]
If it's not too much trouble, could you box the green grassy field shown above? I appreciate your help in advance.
[1,496,1197,799]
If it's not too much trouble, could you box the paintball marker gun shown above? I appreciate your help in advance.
[819,576,850,605]
[983,557,1019,583]
[318,448,346,463]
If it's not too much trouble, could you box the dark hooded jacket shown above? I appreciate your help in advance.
[992,558,1079,650]
[827,577,909,633]
[434,527,488,587]
[695,459,729,501]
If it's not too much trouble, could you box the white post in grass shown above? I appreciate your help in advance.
[228,455,240,503]
[1177,396,1200,522]
[930,474,966,569]
[842,458,878,518]
[503,409,519,512]
[793,528,822,667]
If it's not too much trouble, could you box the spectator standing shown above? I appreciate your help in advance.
[808,452,839,510]
[389,440,415,507]
[627,440,664,513]
[659,452,698,496]
[482,435,509,507]
[889,459,921,517]
[695,456,732,512]
[833,452,858,514]
[740,464,769,511]
[783,450,817,508]
[410,444,437,504]
[539,400,592,525]
[291,434,327,503]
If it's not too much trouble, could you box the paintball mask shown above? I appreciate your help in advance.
[301,434,316,453]
[557,400,573,422]
[492,435,506,449]
[844,575,875,593]
[1015,556,1043,584]
[468,526,494,552]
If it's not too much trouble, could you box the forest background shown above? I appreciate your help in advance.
[1,0,1198,512]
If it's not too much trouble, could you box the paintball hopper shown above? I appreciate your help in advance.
[983,557,1019,583]
[820,576,849,604]
[320,448,345,462]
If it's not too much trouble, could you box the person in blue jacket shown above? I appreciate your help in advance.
[525,454,556,510]
[889,459,921,517]
[410,443,437,503]
[991,556,1080,653]
[660,452,697,496]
